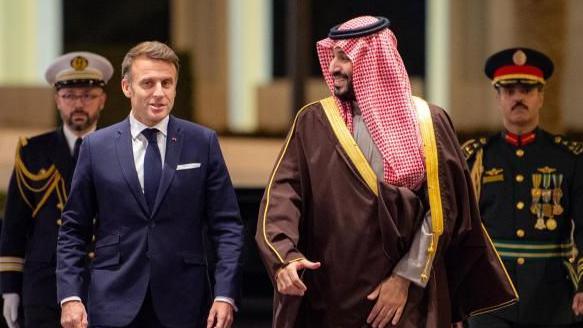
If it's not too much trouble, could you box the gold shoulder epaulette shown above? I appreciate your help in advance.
[13,135,65,217]
[461,137,487,160]
[19,136,28,148]
[554,135,583,155]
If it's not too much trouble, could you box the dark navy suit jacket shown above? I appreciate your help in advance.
[57,116,244,327]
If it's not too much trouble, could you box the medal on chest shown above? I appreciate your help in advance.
[530,167,563,231]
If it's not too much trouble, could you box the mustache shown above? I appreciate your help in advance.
[71,110,90,118]
[332,72,349,80]
[71,108,88,114]
[512,102,528,110]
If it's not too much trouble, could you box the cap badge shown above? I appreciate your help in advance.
[70,56,89,71]
[512,50,527,66]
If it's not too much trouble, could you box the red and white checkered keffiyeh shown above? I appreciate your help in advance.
[317,16,425,190]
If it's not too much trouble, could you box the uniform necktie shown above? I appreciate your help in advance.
[73,137,83,165]
[142,128,162,212]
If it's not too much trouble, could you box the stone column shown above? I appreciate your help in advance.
[446,0,571,134]
[512,0,567,133]
[562,1,583,131]
[171,0,229,132]
[0,0,62,85]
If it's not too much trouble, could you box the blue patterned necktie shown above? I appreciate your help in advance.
[142,128,162,212]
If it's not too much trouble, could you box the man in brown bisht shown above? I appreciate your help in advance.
[255,16,517,328]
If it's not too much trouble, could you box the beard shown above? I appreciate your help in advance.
[334,86,355,102]
[332,73,356,102]
[67,110,99,132]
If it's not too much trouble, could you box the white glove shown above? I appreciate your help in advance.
[2,293,20,328]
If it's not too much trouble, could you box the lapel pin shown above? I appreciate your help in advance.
[171,137,177,142]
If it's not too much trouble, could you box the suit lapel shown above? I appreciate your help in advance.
[51,128,74,189]
[151,116,182,218]
[115,118,149,216]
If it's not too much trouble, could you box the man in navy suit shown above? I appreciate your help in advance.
[57,41,244,328]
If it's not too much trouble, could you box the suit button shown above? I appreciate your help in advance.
[515,174,524,182]
[56,219,63,226]
[88,252,96,259]
[516,149,525,157]
[516,229,525,238]
[91,235,96,242]
[516,257,525,265]
[516,201,525,210]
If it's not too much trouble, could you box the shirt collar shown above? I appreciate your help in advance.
[129,111,169,140]
[62,123,96,154]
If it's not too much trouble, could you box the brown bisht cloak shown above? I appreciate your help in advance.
[256,97,517,327]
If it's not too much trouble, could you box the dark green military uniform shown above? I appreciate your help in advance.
[464,129,583,326]
[466,46,583,327]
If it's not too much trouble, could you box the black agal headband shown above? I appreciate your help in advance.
[328,16,390,40]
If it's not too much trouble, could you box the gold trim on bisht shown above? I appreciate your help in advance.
[412,97,444,283]
[320,97,378,196]
[260,99,321,264]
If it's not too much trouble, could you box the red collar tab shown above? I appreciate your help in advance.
[504,131,536,146]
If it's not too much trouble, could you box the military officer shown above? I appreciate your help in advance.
[465,48,583,327]
[0,51,112,328]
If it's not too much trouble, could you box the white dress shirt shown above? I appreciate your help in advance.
[129,111,168,192]
[62,123,96,155]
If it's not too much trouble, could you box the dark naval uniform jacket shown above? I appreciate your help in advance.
[464,128,583,325]
[0,128,91,309]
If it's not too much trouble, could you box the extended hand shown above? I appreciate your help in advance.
[206,301,234,328]
[2,293,20,328]
[366,274,410,328]
[276,259,321,296]
[60,300,88,328]
[572,292,583,316]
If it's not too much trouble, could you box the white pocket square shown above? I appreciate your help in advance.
[176,163,201,170]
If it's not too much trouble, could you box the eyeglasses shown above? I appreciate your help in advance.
[59,93,102,104]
